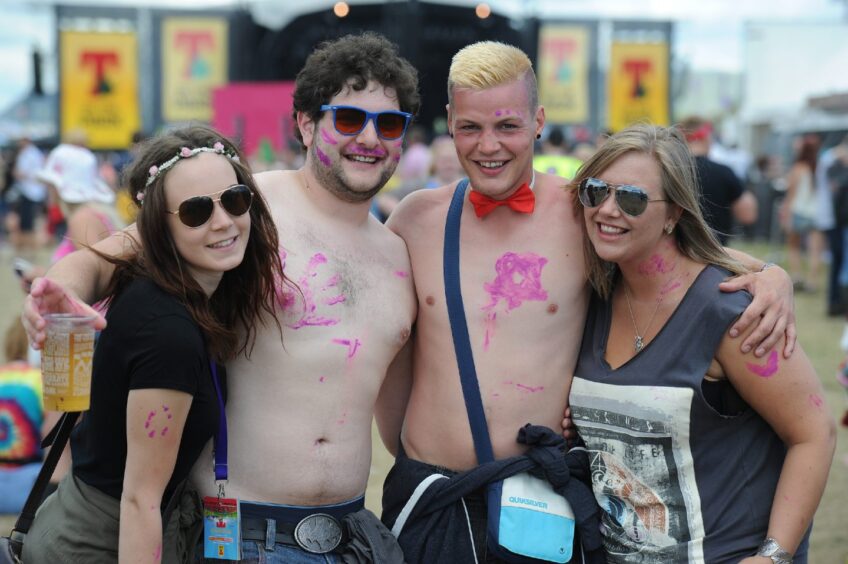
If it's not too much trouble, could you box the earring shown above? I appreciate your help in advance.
[665,224,674,235]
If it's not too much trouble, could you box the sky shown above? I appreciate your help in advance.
[1,0,845,114]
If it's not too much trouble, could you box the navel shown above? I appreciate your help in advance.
[425,296,436,306]
[547,303,559,314]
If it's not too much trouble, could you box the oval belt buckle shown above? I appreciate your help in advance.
[293,513,343,554]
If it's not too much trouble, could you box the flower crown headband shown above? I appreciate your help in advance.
[139,141,241,201]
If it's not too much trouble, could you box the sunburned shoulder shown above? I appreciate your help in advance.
[386,182,456,234]
[254,169,298,192]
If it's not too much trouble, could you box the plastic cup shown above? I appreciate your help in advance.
[40,314,96,411]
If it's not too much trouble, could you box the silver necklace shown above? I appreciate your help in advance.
[622,284,664,352]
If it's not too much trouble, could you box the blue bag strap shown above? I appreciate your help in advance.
[443,178,495,464]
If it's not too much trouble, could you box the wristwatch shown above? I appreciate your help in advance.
[756,537,793,564]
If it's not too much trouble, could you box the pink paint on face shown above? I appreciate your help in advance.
[332,338,362,358]
[395,140,404,148]
[395,270,410,278]
[638,254,677,276]
[320,128,338,145]
[316,147,332,167]
[162,405,169,412]
[809,394,823,408]
[287,253,343,329]
[393,154,401,163]
[346,147,388,158]
[746,350,779,378]
[481,252,549,350]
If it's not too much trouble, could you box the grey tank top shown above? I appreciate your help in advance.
[570,265,808,563]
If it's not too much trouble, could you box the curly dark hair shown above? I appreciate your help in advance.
[100,125,285,362]
[292,32,420,149]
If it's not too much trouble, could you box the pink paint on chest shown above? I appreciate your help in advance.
[394,270,409,279]
[659,278,682,298]
[320,128,338,145]
[332,338,362,358]
[481,252,549,350]
[319,376,326,383]
[808,394,823,408]
[638,254,676,276]
[746,350,779,378]
[316,147,333,167]
[515,383,544,393]
[286,253,343,329]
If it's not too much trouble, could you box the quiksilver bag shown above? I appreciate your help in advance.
[486,473,575,563]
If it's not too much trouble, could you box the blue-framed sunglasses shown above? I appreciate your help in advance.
[320,105,413,140]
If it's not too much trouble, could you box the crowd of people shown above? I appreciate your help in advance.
[0,29,841,564]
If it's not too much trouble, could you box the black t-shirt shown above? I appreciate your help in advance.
[71,277,225,502]
[695,156,745,244]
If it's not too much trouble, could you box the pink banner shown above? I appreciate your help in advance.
[212,82,296,157]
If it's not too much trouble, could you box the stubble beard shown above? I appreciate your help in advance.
[310,144,394,204]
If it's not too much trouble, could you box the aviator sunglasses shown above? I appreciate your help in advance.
[578,177,667,217]
[167,184,253,228]
[320,105,413,140]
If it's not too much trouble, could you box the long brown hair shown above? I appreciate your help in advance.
[100,125,284,362]
[571,124,747,299]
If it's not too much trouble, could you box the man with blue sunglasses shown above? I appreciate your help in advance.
[23,32,418,563]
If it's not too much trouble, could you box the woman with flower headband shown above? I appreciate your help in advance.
[24,125,285,563]
[568,124,835,563]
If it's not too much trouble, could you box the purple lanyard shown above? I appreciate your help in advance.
[210,361,228,483]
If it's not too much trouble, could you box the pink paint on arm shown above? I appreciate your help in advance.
[319,376,326,383]
[808,394,823,408]
[161,427,169,437]
[148,430,155,438]
[394,270,410,279]
[745,350,779,378]
[153,543,162,562]
[320,128,338,145]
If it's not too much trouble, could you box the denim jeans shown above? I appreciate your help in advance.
[239,541,339,563]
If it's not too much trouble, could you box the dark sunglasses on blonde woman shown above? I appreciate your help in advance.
[320,105,413,140]
[578,177,667,217]
[167,184,253,228]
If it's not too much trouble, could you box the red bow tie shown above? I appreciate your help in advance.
[468,183,536,218]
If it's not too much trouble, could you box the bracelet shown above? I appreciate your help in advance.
[756,537,793,563]
[760,262,776,272]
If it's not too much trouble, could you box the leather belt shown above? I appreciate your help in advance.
[241,512,346,554]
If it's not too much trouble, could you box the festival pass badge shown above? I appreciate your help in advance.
[203,496,240,560]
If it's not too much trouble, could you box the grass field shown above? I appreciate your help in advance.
[2,241,846,562]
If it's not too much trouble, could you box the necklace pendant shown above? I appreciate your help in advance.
[634,335,644,352]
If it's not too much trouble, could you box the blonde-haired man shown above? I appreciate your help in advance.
[377,41,794,563]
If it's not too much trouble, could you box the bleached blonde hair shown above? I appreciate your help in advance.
[448,41,537,110]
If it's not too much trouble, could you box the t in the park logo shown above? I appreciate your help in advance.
[622,58,651,99]
[175,30,215,79]
[81,50,119,95]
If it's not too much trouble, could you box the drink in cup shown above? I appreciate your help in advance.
[41,314,96,411]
